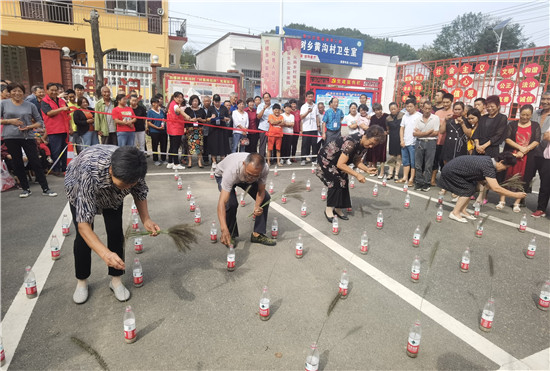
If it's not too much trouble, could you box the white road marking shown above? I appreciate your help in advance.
[1,202,71,370]
[499,347,550,370]
[271,202,527,368]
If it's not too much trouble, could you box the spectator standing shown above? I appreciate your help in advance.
[146,97,167,166]
[202,95,212,165]
[244,97,259,153]
[1,82,57,197]
[300,91,320,165]
[413,101,439,191]
[229,92,238,113]
[231,99,249,153]
[25,85,45,113]
[322,98,344,144]
[397,99,422,185]
[166,92,188,170]
[184,95,206,168]
[290,99,301,164]
[266,103,284,166]
[207,94,231,167]
[433,89,445,112]
[95,86,117,145]
[130,95,147,153]
[65,89,81,152]
[256,92,274,158]
[317,102,326,149]
[386,102,403,180]
[431,93,454,186]
[112,94,136,147]
[473,95,508,158]
[344,102,361,135]
[466,108,482,154]
[73,97,99,147]
[440,102,472,164]
[530,91,550,218]
[41,82,71,176]
[365,103,388,178]
[474,97,488,116]
[280,102,295,162]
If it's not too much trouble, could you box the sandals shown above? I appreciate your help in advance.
[395,179,406,183]
[495,201,505,210]
[513,204,521,213]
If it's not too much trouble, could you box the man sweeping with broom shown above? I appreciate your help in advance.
[65,145,161,304]
[215,152,276,247]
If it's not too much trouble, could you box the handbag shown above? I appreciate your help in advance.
[240,136,250,146]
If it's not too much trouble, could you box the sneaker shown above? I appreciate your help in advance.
[306,157,311,162]
[42,189,58,197]
[300,160,306,166]
[154,161,161,166]
[174,164,185,170]
[166,163,174,169]
[414,185,423,191]
[421,185,431,192]
[531,210,546,218]
[19,189,32,198]
[73,284,89,304]
[286,159,292,165]
[109,281,131,302]
[250,233,276,246]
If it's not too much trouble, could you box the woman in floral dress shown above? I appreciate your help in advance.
[316,126,385,221]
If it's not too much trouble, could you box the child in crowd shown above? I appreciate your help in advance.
[266,103,283,166]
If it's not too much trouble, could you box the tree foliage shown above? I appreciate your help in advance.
[180,46,197,69]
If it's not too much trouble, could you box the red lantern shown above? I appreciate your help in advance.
[522,63,542,77]
[451,88,463,99]
[446,65,458,75]
[460,76,473,87]
[499,93,512,106]
[404,74,413,83]
[500,65,517,78]
[517,92,536,104]
[464,88,478,100]
[519,77,540,92]
[475,62,490,74]
[414,74,424,82]
[413,84,423,93]
[444,77,457,87]
[497,79,514,92]
[402,84,412,94]
[433,66,444,77]
[460,64,473,75]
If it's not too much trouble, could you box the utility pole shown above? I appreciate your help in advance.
[84,10,117,99]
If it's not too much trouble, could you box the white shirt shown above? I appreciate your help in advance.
[414,114,440,140]
[300,102,318,132]
[282,112,294,134]
[401,111,422,146]
[232,110,249,135]
[343,113,361,135]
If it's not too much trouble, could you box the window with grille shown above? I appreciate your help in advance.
[242,69,261,79]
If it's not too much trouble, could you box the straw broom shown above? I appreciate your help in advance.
[500,173,525,192]
[125,224,200,252]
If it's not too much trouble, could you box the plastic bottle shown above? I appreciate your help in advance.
[24,265,37,299]
[194,206,201,224]
[376,210,384,229]
[460,248,470,272]
[0,336,5,367]
[50,234,60,260]
[189,196,196,212]
[174,169,179,181]
[227,245,236,271]
[350,178,355,189]
[410,256,421,283]
[436,205,443,222]
[412,225,421,247]
[123,306,137,343]
[406,320,422,358]
[437,194,444,204]
[339,269,349,299]
[403,183,409,192]
[473,202,481,217]
[134,237,143,254]
[332,215,339,235]
[301,201,307,217]
[305,342,320,371]
[62,214,70,236]
[133,258,143,287]
[259,286,270,321]
[537,280,550,311]
[321,187,327,201]
[311,162,316,174]
[131,201,138,215]
[291,171,296,183]
[295,234,303,259]
[209,168,214,179]
[281,194,287,204]
[271,217,278,238]
[239,192,245,207]
[518,213,527,232]
[210,221,218,243]
[268,181,274,194]
[480,298,495,332]
[382,174,387,187]
[274,165,278,176]
[475,219,483,238]
[526,236,537,259]
[132,215,139,231]
[306,178,311,192]
[360,230,369,255]
[177,176,183,190]
[373,184,378,197]
[186,185,192,201]
[404,193,411,209]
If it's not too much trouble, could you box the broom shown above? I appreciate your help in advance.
[125,224,200,252]
[499,173,525,192]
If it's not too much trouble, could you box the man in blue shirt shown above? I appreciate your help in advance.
[256,92,275,157]
[322,97,344,143]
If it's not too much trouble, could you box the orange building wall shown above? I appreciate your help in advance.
[40,49,62,85]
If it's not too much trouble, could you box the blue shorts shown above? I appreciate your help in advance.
[401,145,415,167]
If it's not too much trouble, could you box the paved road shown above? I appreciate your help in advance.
[1,158,549,370]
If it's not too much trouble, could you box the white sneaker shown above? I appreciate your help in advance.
[166,163,174,169]
[212,163,217,169]
[174,164,185,170]
[301,160,306,166]
[286,159,292,165]
[154,161,161,166]
[109,281,130,302]
[73,284,89,304]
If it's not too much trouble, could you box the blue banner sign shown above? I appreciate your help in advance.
[280,27,364,67]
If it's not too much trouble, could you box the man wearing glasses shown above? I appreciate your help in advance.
[215,152,276,247]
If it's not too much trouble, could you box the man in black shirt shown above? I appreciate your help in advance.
[130,95,147,153]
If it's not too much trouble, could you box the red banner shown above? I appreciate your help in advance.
[163,73,239,102]
[261,35,281,96]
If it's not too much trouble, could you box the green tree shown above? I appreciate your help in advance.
[180,46,197,69]
[473,23,535,55]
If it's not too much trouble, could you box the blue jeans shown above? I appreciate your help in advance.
[401,144,416,168]
[117,131,135,147]
[232,133,246,153]
[81,131,99,147]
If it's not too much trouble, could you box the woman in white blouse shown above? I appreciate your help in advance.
[231,99,249,153]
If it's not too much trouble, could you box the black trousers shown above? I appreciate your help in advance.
[202,135,210,163]
[216,177,270,237]
[535,157,550,212]
[281,134,292,159]
[168,135,183,164]
[247,133,259,154]
[301,130,319,161]
[70,203,124,279]
[290,133,299,158]
[150,132,167,162]
[4,138,49,191]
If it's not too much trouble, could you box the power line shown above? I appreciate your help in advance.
[170,9,263,33]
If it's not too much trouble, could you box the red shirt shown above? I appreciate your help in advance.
[292,109,301,133]
[166,101,186,136]
[245,107,258,131]
[112,106,135,132]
